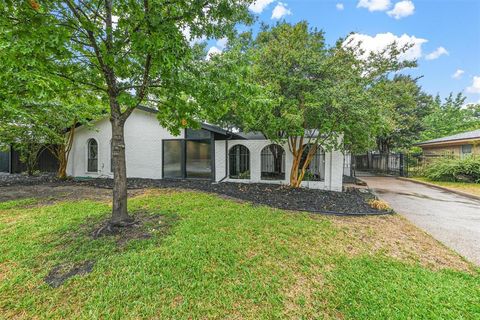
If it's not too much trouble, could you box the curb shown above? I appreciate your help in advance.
[397,177,480,201]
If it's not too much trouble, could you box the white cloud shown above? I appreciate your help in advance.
[206,38,229,60]
[345,32,427,61]
[466,76,480,94]
[387,0,415,19]
[271,2,292,19]
[216,37,228,50]
[249,0,275,14]
[206,46,222,60]
[180,26,206,45]
[425,46,449,60]
[336,3,345,10]
[452,69,465,80]
[357,0,391,12]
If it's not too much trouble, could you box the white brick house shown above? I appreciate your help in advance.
[67,107,344,191]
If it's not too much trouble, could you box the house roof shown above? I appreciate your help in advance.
[416,129,480,146]
[136,106,246,139]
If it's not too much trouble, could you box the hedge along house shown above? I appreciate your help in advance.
[416,129,480,158]
[66,106,344,191]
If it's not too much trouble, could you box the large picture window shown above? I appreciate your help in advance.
[162,130,213,180]
[261,144,285,180]
[186,140,212,179]
[163,140,183,178]
[229,145,250,179]
[87,138,98,172]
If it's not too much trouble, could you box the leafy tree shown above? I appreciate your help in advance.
[0,112,46,176]
[420,93,480,141]
[373,75,433,153]
[0,100,103,177]
[208,22,414,187]
[0,0,253,226]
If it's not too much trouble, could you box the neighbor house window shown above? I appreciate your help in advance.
[261,144,285,180]
[299,144,325,181]
[87,139,98,172]
[461,144,472,158]
[229,145,250,179]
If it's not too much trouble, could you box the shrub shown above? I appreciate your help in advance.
[423,156,480,183]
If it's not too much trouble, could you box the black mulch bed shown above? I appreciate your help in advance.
[0,174,390,215]
[0,173,60,187]
[76,178,389,216]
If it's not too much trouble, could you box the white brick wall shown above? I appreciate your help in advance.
[216,140,344,191]
[68,109,344,191]
[67,108,182,179]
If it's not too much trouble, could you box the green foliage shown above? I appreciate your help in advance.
[423,156,480,183]
[373,75,433,152]
[421,94,480,142]
[0,0,255,134]
[208,22,415,153]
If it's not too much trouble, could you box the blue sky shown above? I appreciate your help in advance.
[208,0,480,104]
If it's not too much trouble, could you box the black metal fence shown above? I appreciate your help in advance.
[353,152,406,176]
[353,152,476,177]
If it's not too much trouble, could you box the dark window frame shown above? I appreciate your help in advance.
[87,138,98,173]
[229,144,250,179]
[260,144,286,180]
[162,129,215,180]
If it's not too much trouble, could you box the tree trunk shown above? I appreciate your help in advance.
[110,118,132,225]
[56,145,68,179]
[289,141,317,188]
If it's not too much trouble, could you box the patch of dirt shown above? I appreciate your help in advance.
[45,212,178,288]
[329,214,474,272]
[44,260,95,288]
[89,211,178,246]
[0,184,144,204]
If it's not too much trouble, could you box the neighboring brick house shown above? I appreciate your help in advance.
[416,129,480,158]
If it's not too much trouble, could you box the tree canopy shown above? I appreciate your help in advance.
[207,21,415,186]
[0,0,254,224]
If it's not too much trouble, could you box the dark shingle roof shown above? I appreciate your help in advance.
[417,129,480,145]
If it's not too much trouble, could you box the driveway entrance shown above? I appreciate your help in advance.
[361,176,480,266]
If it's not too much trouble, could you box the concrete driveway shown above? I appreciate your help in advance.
[360,176,480,266]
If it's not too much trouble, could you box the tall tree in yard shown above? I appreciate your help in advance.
[373,75,433,153]
[208,22,415,187]
[0,0,253,225]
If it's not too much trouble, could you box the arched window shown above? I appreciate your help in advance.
[299,144,325,181]
[261,144,285,180]
[229,145,250,179]
[87,139,98,172]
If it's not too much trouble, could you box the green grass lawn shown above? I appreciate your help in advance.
[0,190,479,319]
[412,177,480,197]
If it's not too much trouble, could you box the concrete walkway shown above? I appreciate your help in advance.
[360,176,480,266]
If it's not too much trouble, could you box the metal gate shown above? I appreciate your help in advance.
[353,152,406,176]
[0,150,9,172]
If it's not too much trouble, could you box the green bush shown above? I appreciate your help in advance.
[423,156,480,183]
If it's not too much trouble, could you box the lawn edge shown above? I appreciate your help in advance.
[397,177,480,201]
